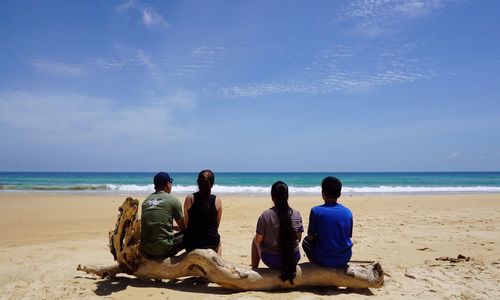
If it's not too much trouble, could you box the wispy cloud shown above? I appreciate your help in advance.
[164,91,196,110]
[31,44,162,83]
[91,45,156,73]
[86,44,229,82]
[219,42,435,98]
[116,0,168,29]
[142,6,168,28]
[89,57,127,71]
[192,46,226,56]
[0,91,195,143]
[117,45,155,71]
[220,82,311,98]
[31,59,87,76]
[342,0,449,20]
[159,45,227,77]
[116,0,136,12]
[322,68,433,93]
[339,0,458,37]
[219,67,433,98]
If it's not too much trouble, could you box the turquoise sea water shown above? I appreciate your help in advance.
[1,172,500,195]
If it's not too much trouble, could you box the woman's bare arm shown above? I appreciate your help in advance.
[183,194,194,227]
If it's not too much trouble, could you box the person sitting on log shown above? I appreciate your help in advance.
[140,172,186,259]
[251,181,303,284]
[183,170,223,256]
[303,176,353,268]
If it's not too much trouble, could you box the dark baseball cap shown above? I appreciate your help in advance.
[154,172,173,188]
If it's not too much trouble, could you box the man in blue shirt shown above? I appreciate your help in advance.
[302,176,353,268]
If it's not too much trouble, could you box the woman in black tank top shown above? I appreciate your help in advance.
[183,170,223,255]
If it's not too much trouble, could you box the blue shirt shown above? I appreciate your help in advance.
[308,202,353,267]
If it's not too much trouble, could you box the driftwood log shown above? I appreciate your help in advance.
[77,197,384,291]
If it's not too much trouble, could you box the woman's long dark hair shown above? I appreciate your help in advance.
[271,181,297,284]
[197,170,215,206]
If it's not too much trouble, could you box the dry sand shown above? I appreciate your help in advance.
[0,192,499,299]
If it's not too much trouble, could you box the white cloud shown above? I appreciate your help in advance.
[91,45,155,73]
[340,0,457,37]
[192,46,226,56]
[216,38,437,98]
[116,0,168,29]
[218,43,435,98]
[394,0,446,17]
[350,22,395,38]
[219,65,433,98]
[90,43,228,79]
[342,0,391,19]
[30,45,157,80]
[448,153,460,159]
[129,46,155,71]
[142,6,168,29]
[31,59,87,76]
[0,91,194,143]
[89,57,127,71]
[220,82,311,98]
[164,91,196,110]
[34,44,162,84]
[116,0,137,12]
[342,0,448,20]
[159,45,227,77]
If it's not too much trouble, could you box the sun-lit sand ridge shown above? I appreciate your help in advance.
[0,193,499,299]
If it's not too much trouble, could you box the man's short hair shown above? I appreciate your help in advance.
[154,172,173,190]
[321,176,342,199]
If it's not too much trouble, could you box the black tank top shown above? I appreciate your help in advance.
[183,192,220,251]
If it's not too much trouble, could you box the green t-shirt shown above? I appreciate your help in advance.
[140,191,184,256]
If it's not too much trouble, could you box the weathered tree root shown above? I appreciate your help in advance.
[77,264,122,279]
[77,197,384,291]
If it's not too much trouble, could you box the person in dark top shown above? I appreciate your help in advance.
[302,176,353,268]
[183,170,223,255]
[251,181,303,284]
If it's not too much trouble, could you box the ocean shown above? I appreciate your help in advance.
[1,172,500,195]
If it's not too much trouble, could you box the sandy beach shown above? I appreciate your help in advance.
[0,192,499,299]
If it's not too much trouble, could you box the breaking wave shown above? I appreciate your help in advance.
[2,184,500,194]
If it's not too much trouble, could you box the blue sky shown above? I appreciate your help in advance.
[0,0,499,172]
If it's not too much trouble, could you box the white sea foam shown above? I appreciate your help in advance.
[98,184,500,194]
[3,183,500,194]
[107,184,155,192]
[344,186,500,193]
[105,184,199,193]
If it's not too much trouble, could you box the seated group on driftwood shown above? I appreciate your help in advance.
[77,171,383,291]
[141,170,353,285]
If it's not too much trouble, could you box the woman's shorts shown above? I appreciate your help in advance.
[261,251,300,269]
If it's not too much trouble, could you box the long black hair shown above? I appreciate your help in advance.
[197,169,215,206]
[271,181,297,284]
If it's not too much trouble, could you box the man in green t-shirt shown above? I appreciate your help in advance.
[140,172,186,258]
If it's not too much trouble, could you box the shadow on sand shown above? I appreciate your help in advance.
[76,275,374,297]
